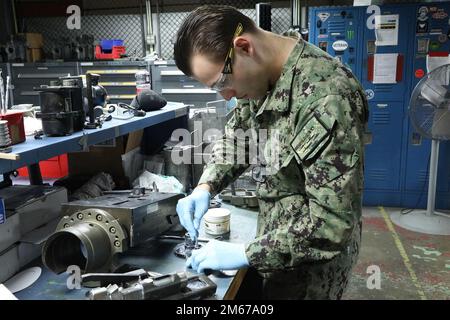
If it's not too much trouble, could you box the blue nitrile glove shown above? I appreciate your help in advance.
[176,188,210,240]
[186,240,249,273]
[226,97,238,111]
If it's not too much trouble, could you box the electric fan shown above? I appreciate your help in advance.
[391,64,450,235]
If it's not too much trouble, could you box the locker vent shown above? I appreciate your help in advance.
[372,111,390,124]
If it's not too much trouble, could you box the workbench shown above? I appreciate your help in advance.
[0,102,189,184]
[0,100,259,299]
[14,203,258,300]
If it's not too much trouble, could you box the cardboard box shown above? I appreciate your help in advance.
[68,130,144,188]
[26,48,43,62]
[19,33,44,48]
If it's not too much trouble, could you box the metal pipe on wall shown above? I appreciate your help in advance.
[301,3,307,29]
[291,0,309,30]
[291,0,301,28]
[153,4,161,58]
[0,0,17,44]
[140,0,147,56]
[146,0,155,54]
[12,0,18,34]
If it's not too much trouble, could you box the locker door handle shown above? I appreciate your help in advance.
[364,132,373,145]
[411,132,422,146]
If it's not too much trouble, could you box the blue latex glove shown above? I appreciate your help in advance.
[176,188,210,240]
[226,97,238,111]
[186,240,249,273]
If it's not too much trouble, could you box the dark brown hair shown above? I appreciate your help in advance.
[174,5,257,76]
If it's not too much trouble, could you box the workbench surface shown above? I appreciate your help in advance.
[14,203,258,300]
[0,102,188,173]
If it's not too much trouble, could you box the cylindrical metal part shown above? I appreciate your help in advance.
[88,287,109,300]
[120,283,145,300]
[42,222,112,274]
[291,0,301,27]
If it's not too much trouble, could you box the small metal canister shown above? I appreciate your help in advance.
[203,208,230,236]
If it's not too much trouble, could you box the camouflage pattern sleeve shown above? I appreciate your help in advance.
[245,94,365,271]
[197,99,255,196]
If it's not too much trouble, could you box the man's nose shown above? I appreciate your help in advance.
[219,89,236,101]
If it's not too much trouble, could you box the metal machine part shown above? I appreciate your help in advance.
[0,120,12,152]
[43,208,126,274]
[35,76,85,136]
[158,235,222,242]
[85,73,107,129]
[173,233,202,259]
[74,35,95,61]
[84,269,217,300]
[48,35,95,61]
[220,188,259,208]
[42,192,183,274]
[5,36,26,62]
[174,242,202,259]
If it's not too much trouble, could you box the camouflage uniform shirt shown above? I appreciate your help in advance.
[198,38,368,298]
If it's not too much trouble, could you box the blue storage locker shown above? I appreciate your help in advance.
[308,6,363,77]
[309,5,407,206]
[360,5,415,206]
[360,4,414,102]
[309,3,450,209]
[363,101,403,191]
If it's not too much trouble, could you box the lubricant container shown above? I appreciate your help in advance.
[204,208,230,236]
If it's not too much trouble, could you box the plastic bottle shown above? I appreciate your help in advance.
[135,69,151,94]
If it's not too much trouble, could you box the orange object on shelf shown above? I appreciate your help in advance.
[17,154,68,179]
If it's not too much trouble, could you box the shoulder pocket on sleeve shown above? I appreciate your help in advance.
[291,111,336,163]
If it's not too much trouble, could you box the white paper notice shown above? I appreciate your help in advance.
[426,54,450,73]
[374,14,399,46]
[373,53,398,84]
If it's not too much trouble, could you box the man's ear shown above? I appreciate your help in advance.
[233,36,254,57]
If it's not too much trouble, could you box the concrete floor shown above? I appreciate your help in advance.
[343,207,450,300]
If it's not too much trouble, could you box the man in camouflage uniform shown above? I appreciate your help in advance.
[174,5,368,299]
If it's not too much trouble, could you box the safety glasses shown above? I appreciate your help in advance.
[209,23,244,91]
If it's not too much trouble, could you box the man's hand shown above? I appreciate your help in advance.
[186,240,249,273]
[176,185,211,240]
